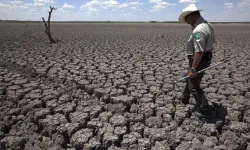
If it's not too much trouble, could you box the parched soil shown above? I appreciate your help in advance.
[0,23,250,150]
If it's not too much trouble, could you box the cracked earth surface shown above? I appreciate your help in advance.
[0,23,250,150]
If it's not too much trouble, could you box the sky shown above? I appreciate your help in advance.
[0,0,250,22]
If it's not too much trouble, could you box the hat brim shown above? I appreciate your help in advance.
[178,9,204,23]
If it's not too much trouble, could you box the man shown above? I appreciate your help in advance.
[178,4,216,112]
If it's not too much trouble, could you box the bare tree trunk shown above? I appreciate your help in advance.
[25,20,29,28]
[42,6,57,43]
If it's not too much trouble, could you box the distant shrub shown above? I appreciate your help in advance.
[148,20,159,23]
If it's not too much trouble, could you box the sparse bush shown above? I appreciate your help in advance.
[148,20,159,23]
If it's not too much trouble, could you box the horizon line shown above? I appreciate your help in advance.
[1,20,250,23]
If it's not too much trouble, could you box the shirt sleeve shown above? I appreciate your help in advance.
[186,35,194,55]
[193,31,206,53]
[208,23,216,44]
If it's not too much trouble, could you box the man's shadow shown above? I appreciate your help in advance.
[199,102,249,149]
[198,102,228,134]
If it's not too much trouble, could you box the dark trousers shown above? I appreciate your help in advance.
[183,53,212,106]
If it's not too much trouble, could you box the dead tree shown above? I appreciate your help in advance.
[42,6,57,43]
[25,20,29,28]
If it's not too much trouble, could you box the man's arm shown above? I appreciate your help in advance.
[189,30,206,76]
[188,51,203,77]
[191,52,203,69]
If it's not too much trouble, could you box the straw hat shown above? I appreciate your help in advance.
[178,4,204,23]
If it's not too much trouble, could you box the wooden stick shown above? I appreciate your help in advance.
[174,56,236,83]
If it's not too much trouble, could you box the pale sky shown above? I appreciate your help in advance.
[0,0,249,22]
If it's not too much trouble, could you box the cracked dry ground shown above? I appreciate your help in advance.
[0,23,250,150]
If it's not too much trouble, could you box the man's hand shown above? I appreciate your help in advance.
[188,70,197,78]
[189,51,202,78]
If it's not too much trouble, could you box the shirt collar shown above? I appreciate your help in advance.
[192,16,204,30]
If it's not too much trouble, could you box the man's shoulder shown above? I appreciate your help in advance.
[193,23,206,31]
[192,23,210,40]
[193,22,212,34]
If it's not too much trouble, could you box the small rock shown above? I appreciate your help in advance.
[114,126,127,136]
[39,113,68,136]
[129,144,138,150]
[87,118,103,130]
[69,111,89,126]
[71,128,93,150]
[152,140,170,150]
[174,111,187,125]
[99,111,113,122]
[84,137,102,150]
[1,136,26,150]
[77,79,89,87]
[149,128,168,143]
[97,123,114,139]
[176,141,192,150]
[139,97,153,103]
[156,107,169,117]
[52,134,65,147]
[121,132,141,148]
[107,103,127,115]
[165,104,176,115]
[124,113,144,124]
[229,121,249,133]
[46,99,59,109]
[244,109,250,124]
[0,131,4,140]
[214,145,227,150]
[138,138,151,149]
[9,108,21,116]
[228,111,243,122]
[90,105,103,119]
[202,123,217,136]
[247,143,250,150]
[175,127,187,142]
[162,114,173,124]
[57,123,81,137]
[110,95,135,105]
[54,102,76,114]
[103,132,119,148]
[130,123,144,135]
[42,136,53,147]
[34,108,51,123]
[139,103,155,118]
[109,114,127,127]
[145,116,162,128]
[107,145,125,150]
[94,88,109,98]
[219,130,240,150]
[192,138,202,149]
[203,136,218,148]
[58,94,71,103]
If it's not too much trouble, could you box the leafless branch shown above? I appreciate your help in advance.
[42,6,57,43]
[25,20,29,28]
